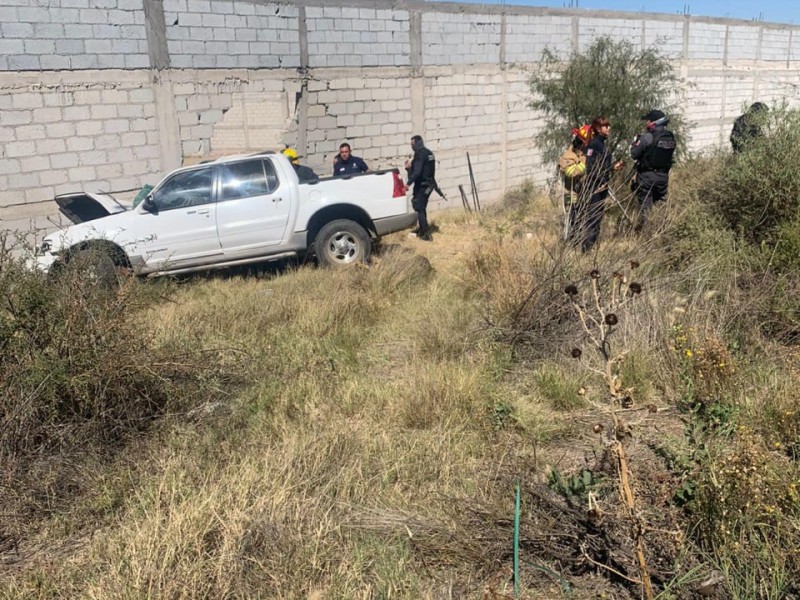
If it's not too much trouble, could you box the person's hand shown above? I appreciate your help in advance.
[613,160,625,171]
[404,184,410,192]
[404,159,411,169]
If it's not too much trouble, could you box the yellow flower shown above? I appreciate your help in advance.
[685,349,693,358]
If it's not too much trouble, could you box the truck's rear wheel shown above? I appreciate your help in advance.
[315,219,371,267]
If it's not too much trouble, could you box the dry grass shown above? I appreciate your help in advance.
[4,175,800,599]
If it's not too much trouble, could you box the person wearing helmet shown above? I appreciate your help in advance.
[631,109,676,229]
[558,124,591,243]
[282,148,319,183]
[730,102,768,153]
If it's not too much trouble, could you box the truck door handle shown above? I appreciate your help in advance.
[197,209,210,215]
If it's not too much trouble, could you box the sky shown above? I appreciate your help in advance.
[433,1,797,25]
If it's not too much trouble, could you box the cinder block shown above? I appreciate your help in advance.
[2,22,33,37]
[67,137,96,152]
[79,8,109,24]
[79,150,110,166]
[108,8,135,24]
[6,141,37,158]
[11,94,43,110]
[50,152,78,169]
[104,119,130,134]
[19,155,50,173]
[37,139,66,154]
[68,166,98,181]
[0,159,21,177]
[17,6,50,22]
[187,0,211,11]
[76,121,104,136]
[39,170,69,186]
[32,107,62,123]
[96,163,124,179]
[70,55,100,69]
[46,122,77,138]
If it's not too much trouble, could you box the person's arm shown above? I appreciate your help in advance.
[407,152,423,185]
[630,132,652,161]
[358,157,369,172]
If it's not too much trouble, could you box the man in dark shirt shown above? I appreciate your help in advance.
[631,109,676,229]
[282,148,319,183]
[332,143,369,177]
[405,135,436,241]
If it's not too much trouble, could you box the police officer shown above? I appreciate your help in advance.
[730,102,768,153]
[332,142,369,176]
[405,135,436,241]
[631,109,676,229]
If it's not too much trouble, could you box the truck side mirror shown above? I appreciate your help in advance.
[142,194,156,213]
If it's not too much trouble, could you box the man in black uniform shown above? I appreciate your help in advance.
[405,135,436,241]
[730,102,768,153]
[631,109,676,229]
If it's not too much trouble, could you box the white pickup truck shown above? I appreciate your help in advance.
[34,151,417,278]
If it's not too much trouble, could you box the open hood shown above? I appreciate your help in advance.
[55,192,128,224]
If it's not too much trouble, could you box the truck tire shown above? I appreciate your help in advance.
[314,219,371,267]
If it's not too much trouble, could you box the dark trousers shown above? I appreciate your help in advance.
[412,187,432,234]
[634,172,669,229]
[580,190,608,252]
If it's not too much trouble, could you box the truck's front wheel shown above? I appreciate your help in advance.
[315,219,371,267]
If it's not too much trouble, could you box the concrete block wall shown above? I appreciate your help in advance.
[0,0,148,71]
[3,0,800,236]
[165,0,301,69]
[306,7,410,68]
[304,72,413,172]
[578,18,642,52]
[0,71,161,232]
[421,12,501,66]
[505,15,572,63]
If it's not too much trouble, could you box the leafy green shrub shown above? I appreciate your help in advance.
[712,105,800,245]
[529,36,685,164]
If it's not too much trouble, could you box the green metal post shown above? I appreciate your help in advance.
[514,481,521,598]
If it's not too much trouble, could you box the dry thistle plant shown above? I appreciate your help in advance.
[564,262,654,599]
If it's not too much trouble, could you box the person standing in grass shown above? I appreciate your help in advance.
[405,135,436,242]
[581,117,624,253]
[730,102,768,154]
[631,109,676,230]
[559,124,591,244]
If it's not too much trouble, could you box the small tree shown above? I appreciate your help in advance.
[530,36,684,164]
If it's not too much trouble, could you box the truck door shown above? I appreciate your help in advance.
[215,158,291,257]
[136,165,222,270]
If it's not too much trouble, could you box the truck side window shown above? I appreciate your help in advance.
[152,167,213,211]
[264,159,279,193]
[221,159,274,201]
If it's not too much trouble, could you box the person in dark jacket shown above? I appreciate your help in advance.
[282,148,319,183]
[631,109,676,229]
[332,142,369,176]
[580,116,623,252]
[730,102,768,153]
[405,135,436,241]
